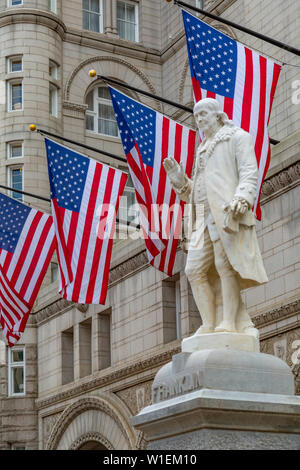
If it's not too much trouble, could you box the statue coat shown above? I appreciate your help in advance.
[178,124,268,289]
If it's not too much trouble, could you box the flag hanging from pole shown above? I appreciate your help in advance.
[182,9,281,219]
[109,86,196,276]
[0,193,56,347]
[45,138,127,304]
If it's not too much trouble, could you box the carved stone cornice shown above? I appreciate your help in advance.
[252,299,300,328]
[0,9,66,39]
[109,251,148,285]
[260,161,300,204]
[63,101,88,113]
[36,344,180,410]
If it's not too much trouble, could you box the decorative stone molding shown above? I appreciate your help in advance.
[64,56,161,111]
[252,299,300,328]
[116,381,153,416]
[0,9,66,39]
[35,298,74,324]
[45,395,135,450]
[75,303,89,314]
[36,345,180,410]
[69,431,114,450]
[260,327,300,395]
[63,101,88,112]
[109,251,148,284]
[260,161,300,204]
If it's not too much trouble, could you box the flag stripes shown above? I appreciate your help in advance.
[183,10,281,219]
[45,138,127,305]
[0,194,56,346]
[110,86,196,277]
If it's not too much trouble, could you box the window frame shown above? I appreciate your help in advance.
[82,0,103,34]
[7,80,23,112]
[49,83,58,117]
[85,86,119,138]
[7,56,23,74]
[7,0,23,7]
[8,347,26,397]
[49,60,59,80]
[7,141,24,160]
[117,0,139,42]
[7,165,24,201]
[48,0,57,13]
[51,261,59,283]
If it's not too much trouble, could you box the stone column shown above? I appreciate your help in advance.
[111,0,119,36]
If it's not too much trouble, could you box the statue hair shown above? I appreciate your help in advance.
[193,98,235,127]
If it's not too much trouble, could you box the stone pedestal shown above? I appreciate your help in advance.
[131,333,300,450]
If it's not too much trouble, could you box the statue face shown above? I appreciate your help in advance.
[194,106,219,134]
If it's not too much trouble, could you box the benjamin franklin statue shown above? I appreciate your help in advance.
[163,98,268,338]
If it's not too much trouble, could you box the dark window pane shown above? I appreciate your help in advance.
[12,367,24,394]
[11,83,22,110]
[90,12,100,32]
[86,114,94,131]
[98,87,110,99]
[82,10,89,29]
[11,144,22,158]
[86,91,94,111]
[12,350,23,362]
[90,0,100,13]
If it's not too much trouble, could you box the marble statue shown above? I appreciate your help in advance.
[163,98,268,337]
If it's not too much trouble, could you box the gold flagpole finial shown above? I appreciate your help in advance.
[29,124,37,131]
[89,69,97,78]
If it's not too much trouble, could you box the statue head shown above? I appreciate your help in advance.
[193,98,233,135]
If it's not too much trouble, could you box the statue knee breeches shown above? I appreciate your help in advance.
[213,240,236,279]
[185,229,214,283]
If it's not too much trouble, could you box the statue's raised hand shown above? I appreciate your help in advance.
[163,157,186,189]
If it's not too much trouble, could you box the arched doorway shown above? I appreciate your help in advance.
[78,440,108,450]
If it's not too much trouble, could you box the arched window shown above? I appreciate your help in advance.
[85,86,118,137]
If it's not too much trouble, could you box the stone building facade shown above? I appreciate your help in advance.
[0,0,299,450]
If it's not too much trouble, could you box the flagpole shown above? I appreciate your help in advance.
[90,73,280,145]
[29,125,127,164]
[0,184,140,230]
[0,184,51,203]
[172,0,300,57]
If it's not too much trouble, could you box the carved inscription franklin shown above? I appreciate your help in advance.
[152,370,203,403]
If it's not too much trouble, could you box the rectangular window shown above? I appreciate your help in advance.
[79,319,92,378]
[49,84,58,117]
[117,1,139,42]
[7,142,23,159]
[61,328,74,385]
[118,174,139,225]
[97,310,111,370]
[195,0,204,17]
[83,0,103,33]
[8,347,25,396]
[8,0,23,6]
[162,274,181,343]
[8,166,23,201]
[51,262,58,282]
[49,60,58,79]
[8,81,23,111]
[8,56,23,73]
[48,0,57,13]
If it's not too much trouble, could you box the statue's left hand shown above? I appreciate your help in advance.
[230,197,249,216]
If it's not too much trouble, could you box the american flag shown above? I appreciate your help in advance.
[0,193,56,347]
[182,9,281,219]
[45,138,127,304]
[109,86,196,276]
